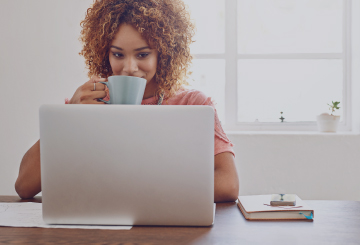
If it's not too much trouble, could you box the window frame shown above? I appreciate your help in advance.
[191,0,352,131]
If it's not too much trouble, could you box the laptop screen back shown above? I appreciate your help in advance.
[40,105,214,226]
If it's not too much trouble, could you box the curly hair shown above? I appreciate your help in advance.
[79,0,195,99]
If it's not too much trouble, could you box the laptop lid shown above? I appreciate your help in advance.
[39,104,214,226]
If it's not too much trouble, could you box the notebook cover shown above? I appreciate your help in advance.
[237,195,314,221]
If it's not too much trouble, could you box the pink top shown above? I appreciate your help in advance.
[142,88,235,157]
[66,87,235,156]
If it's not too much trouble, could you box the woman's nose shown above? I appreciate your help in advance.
[122,57,138,75]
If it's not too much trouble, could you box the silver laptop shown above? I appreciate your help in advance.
[39,104,214,226]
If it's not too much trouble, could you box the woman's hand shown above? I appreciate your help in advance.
[69,76,108,104]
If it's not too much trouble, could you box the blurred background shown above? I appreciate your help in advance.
[1,0,359,200]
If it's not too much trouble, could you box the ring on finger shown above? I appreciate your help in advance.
[93,83,96,91]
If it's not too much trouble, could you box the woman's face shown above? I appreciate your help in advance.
[109,24,158,99]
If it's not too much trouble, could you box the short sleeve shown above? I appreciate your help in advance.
[213,107,235,156]
[188,91,235,157]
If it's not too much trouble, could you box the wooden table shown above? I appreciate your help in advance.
[1,196,359,244]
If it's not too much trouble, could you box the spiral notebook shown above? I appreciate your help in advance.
[237,195,314,221]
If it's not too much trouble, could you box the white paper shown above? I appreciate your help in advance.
[0,202,132,230]
[238,195,313,212]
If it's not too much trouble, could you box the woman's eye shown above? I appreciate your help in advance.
[138,53,149,58]
[113,53,123,58]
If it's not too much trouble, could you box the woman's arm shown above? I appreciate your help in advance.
[15,76,107,199]
[214,152,239,203]
[16,142,240,201]
[15,140,41,199]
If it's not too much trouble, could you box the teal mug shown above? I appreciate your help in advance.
[99,76,146,105]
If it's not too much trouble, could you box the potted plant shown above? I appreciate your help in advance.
[316,101,341,132]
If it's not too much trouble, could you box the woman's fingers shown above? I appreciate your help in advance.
[69,76,108,104]
[90,82,107,91]
[80,92,106,104]
[87,76,107,91]
[86,100,105,104]
[89,76,107,83]
[93,91,107,99]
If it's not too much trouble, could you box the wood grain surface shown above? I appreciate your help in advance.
[0,196,359,245]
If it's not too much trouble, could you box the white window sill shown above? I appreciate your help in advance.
[225,131,360,136]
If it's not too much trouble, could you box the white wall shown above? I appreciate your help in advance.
[0,0,93,195]
[228,132,360,201]
[1,1,359,200]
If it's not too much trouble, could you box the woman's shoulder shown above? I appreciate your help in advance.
[166,87,212,106]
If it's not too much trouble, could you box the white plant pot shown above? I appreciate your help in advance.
[316,113,340,132]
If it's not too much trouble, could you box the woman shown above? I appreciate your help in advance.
[15,0,239,202]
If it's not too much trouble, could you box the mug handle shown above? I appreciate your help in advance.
[98,82,110,104]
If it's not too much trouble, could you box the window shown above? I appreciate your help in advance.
[184,0,351,131]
